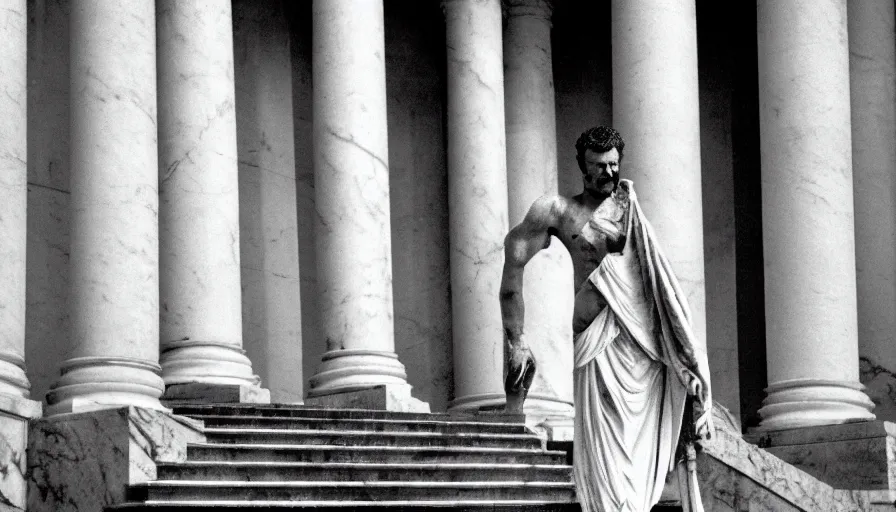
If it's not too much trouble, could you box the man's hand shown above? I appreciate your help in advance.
[504,342,536,414]
[688,374,714,439]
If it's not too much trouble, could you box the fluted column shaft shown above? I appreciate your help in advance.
[0,0,31,399]
[849,0,896,418]
[611,0,707,347]
[47,0,165,415]
[503,0,574,425]
[443,0,509,411]
[156,0,261,391]
[756,0,874,429]
[308,0,411,396]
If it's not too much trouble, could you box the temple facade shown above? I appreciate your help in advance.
[2,0,896,509]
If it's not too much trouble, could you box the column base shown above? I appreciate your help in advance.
[0,393,41,511]
[448,392,574,440]
[520,394,575,442]
[161,382,271,405]
[160,340,262,387]
[307,349,411,397]
[744,420,896,507]
[756,378,876,430]
[27,406,204,512]
[45,356,166,416]
[304,383,430,413]
[447,392,507,413]
[0,353,31,398]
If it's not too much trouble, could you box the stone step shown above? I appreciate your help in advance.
[128,481,578,503]
[187,443,567,465]
[156,461,573,483]
[108,499,582,511]
[202,428,543,449]
[172,404,524,425]
[186,414,530,435]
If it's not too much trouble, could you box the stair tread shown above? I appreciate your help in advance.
[111,499,579,508]
[187,414,524,429]
[159,461,571,470]
[188,442,564,454]
[137,481,575,488]
[202,427,537,439]
[172,404,525,424]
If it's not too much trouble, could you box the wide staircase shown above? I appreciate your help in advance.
[109,403,580,511]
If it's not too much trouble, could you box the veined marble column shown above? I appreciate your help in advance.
[46,0,165,414]
[156,0,266,402]
[307,0,420,406]
[756,0,875,429]
[0,0,31,400]
[503,0,574,434]
[611,0,707,348]
[849,0,896,420]
[443,0,509,412]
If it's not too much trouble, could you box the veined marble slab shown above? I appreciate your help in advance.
[26,406,204,512]
[0,394,41,511]
[700,425,870,511]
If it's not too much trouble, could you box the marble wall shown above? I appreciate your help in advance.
[696,2,741,424]
[25,0,71,404]
[233,0,303,404]
[384,2,454,411]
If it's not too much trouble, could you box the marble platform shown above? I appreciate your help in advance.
[744,420,896,509]
[303,384,430,413]
[702,424,871,511]
[26,406,205,512]
[162,382,271,405]
[0,394,41,512]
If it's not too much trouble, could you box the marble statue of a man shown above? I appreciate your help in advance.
[499,126,713,512]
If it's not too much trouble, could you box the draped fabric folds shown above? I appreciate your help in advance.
[572,180,711,512]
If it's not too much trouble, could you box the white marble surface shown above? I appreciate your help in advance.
[156,0,259,391]
[51,0,163,413]
[312,0,395,354]
[385,2,454,412]
[850,0,896,422]
[0,413,28,511]
[443,0,509,411]
[503,0,575,425]
[757,0,874,428]
[27,406,204,512]
[233,0,303,404]
[0,393,39,512]
[611,0,707,348]
[0,0,30,401]
[310,0,414,396]
[700,426,870,511]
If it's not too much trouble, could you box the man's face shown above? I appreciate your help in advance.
[581,147,620,195]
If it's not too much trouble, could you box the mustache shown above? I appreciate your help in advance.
[594,171,619,188]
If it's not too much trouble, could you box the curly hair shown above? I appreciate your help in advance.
[575,126,625,166]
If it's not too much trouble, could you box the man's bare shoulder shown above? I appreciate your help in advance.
[524,194,581,224]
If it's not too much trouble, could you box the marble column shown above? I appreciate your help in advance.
[0,0,31,400]
[0,5,41,507]
[849,0,896,420]
[503,0,574,434]
[443,0,509,412]
[156,0,266,402]
[307,0,420,406]
[756,0,875,429]
[46,0,165,414]
[611,0,707,348]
